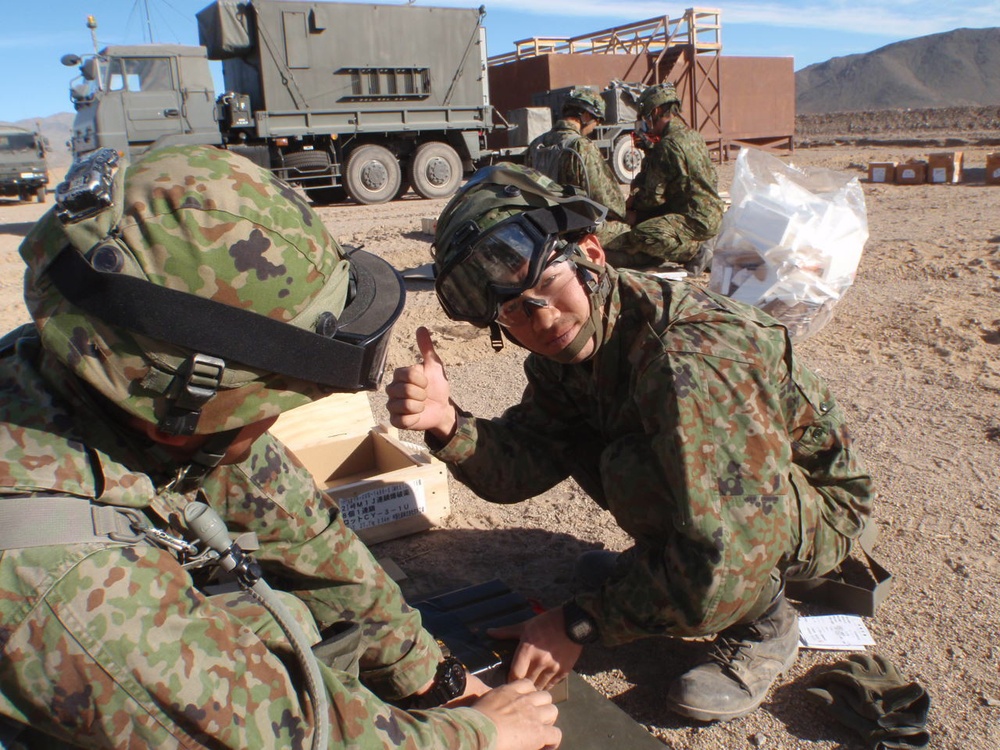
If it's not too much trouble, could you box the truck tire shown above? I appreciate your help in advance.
[344,145,402,205]
[409,142,463,200]
[611,136,644,184]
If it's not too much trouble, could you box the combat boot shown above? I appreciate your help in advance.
[666,592,799,722]
[682,243,713,276]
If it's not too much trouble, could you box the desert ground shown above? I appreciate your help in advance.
[1,140,998,749]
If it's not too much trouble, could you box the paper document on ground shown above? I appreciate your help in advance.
[799,615,876,650]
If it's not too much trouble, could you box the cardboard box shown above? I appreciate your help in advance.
[895,161,927,185]
[867,161,896,183]
[271,392,450,544]
[986,152,1000,185]
[927,151,963,183]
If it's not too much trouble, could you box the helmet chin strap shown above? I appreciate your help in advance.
[166,428,242,494]
[551,253,612,364]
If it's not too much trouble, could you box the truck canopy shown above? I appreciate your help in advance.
[197,0,489,117]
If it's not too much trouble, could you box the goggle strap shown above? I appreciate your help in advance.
[47,246,399,391]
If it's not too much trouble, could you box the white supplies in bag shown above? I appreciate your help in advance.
[708,148,868,340]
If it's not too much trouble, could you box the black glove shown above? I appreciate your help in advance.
[807,653,930,750]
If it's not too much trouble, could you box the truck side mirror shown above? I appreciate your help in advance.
[61,54,82,67]
[81,58,99,81]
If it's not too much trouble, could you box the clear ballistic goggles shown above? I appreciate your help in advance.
[435,207,597,327]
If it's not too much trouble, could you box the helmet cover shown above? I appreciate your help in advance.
[562,87,606,121]
[21,144,358,434]
[637,82,681,119]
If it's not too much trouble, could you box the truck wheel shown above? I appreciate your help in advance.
[344,145,402,205]
[409,142,462,200]
[611,136,644,184]
[36,188,46,204]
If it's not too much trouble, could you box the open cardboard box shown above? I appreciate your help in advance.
[271,392,450,544]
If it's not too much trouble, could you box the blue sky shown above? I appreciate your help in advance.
[4,0,999,124]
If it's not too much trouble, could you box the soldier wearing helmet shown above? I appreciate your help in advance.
[0,146,560,749]
[526,87,631,247]
[604,81,724,275]
[388,163,873,725]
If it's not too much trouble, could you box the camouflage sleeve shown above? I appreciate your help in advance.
[432,362,593,503]
[629,133,723,240]
[574,316,804,645]
[629,142,676,214]
[0,542,495,749]
[201,433,443,701]
[568,139,627,221]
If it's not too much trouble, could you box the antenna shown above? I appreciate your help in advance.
[143,0,155,43]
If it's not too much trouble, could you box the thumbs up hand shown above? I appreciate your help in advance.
[386,327,458,440]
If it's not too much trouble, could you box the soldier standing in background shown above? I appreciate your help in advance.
[387,164,873,724]
[526,87,630,248]
[0,146,560,750]
[604,82,724,275]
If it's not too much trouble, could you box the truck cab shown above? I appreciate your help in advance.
[64,45,222,160]
[0,125,49,203]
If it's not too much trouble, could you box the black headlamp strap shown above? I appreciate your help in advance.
[47,246,397,391]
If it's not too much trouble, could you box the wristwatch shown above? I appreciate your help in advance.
[406,655,467,710]
[562,601,600,645]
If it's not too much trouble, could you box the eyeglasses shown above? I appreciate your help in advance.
[496,256,577,327]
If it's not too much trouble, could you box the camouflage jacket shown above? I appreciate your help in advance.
[629,118,724,240]
[434,269,872,646]
[0,331,495,749]
[527,119,627,222]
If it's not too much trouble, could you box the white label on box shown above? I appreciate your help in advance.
[871,167,886,182]
[337,479,428,531]
[931,167,946,183]
[992,168,1000,180]
[901,168,916,179]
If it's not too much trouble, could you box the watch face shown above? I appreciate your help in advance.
[438,656,467,701]
[564,603,598,644]
[568,617,596,643]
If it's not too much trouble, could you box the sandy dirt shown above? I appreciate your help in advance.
[1,143,998,749]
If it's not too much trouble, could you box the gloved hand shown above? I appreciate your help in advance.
[807,653,930,750]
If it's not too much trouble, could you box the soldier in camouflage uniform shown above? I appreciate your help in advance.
[525,88,630,248]
[604,82,724,274]
[387,164,873,723]
[0,146,560,749]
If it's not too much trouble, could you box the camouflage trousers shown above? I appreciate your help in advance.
[603,213,703,269]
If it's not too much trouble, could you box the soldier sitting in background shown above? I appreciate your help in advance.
[526,87,630,248]
[604,82,725,275]
[0,145,560,750]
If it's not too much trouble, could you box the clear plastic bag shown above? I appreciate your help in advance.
[708,148,868,340]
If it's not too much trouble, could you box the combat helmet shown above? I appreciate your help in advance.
[637,81,681,119]
[562,87,606,121]
[21,145,404,440]
[432,163,612,363]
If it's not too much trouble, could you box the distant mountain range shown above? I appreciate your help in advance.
[796,27,1000,114]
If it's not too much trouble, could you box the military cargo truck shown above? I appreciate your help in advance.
[0,124,49,203]
[62,0,493,204]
